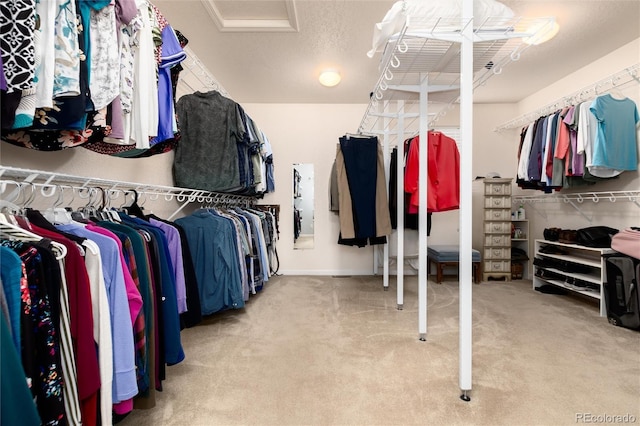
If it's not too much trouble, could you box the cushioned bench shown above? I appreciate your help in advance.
[427,245,482,284]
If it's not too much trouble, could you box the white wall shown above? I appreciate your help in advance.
[242,104,379,275]
[516,38,640,116]
[244,102,520,276]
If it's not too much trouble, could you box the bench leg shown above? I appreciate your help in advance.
[437,263,443,284]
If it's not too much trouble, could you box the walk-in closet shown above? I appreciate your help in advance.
[1,0,639,425]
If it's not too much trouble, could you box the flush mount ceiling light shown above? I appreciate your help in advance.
[319,70,341,87]
[523,20,560,45]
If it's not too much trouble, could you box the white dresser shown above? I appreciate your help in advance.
[483,178,513,281]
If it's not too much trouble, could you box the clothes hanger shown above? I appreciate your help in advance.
[100,188,122,222]
[0,221,68,260]
[43,185,75,225]
[607,89,627,100]
[121,189,145,218]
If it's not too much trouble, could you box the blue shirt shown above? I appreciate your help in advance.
[0,246,23,356]
[175,210,244,315]
[590,94,639,171]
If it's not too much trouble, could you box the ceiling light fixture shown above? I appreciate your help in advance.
[523,20,560,45]
[319,70,341,87]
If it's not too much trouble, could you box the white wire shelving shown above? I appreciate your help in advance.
[358,15,556,136]
[513,190,640,222]
[494,63,640,132]
[356,5,556,402]
[174,46,229,100]
[0,166,257,220]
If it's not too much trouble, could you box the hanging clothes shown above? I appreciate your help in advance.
[0,308,42,426]
[404,131,460,214]
[54,222,140,414]
[0,240,66,425]
[173,90,274,194]
[175,209,245,315]
[335,135,391,247]
[589,94,639,174]
[0,1,187,156]
[21,217,101,425]
[388,143,421,232]
[515,94,638,191]
[148,215,203,329]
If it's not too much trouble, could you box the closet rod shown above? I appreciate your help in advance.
[0,166,257,218]
[494,63,640,131]
[513,190,640,206]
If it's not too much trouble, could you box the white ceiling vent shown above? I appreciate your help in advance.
[202,0,299,32]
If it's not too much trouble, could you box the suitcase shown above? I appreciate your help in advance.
[604,256,640,331]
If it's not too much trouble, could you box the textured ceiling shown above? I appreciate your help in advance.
[155,0,640,104]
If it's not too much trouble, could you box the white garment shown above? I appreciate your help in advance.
[90,4,120,110]
[57,259,83,426]
[82,240,114,426]
[577,100,622,178]
[53,0,81,97]
[517,122,535,180]
[35,0,56,108]
[129,0,158,148]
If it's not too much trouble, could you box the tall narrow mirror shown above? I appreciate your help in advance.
[293,163,314,249]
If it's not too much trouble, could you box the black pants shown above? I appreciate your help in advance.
[339,135,378,240]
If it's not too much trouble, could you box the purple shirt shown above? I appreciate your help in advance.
[149,218,187,313]
[563,106,584,176]
[0,53,6,91]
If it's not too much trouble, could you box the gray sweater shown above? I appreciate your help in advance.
[174,91,243,192]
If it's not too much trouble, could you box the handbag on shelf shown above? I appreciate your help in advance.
[543,227,561,241]
[576,226,619,248]
[611,227,640,259]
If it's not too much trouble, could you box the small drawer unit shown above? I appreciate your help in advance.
[485,234,510,247]
[484,209,511,221]
[484,197,511,209]
[482,178,513,282]
[484,247,510,260]
[484,221,512,234]
[485,182,512,196]
[484,260,511,273]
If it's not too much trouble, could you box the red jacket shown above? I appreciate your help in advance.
[404,132,460,213]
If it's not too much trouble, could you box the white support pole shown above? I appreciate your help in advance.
[373,101,383,275]
[459,0,474,400]
[383,101,391,290]
[396,100,405,309]
[418,75,429,341]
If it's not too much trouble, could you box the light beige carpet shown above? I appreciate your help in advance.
[120,275,640,426]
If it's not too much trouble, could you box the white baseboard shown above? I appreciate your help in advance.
[277,269,376,276]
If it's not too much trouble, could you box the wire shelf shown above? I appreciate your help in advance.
[358,15,557,136]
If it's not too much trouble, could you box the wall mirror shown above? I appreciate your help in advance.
[293,163,314,249]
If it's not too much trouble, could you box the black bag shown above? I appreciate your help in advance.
[604,256,640,331]
[543,227,561,241]
[577,226,619,248]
